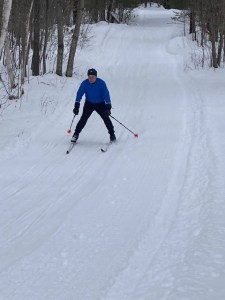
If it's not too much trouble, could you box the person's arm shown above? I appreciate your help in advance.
[75,81,86,104]
[73,81,85,115]
[102,81,111,105]
[102,81,112,116]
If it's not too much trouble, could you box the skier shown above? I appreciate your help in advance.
[71,68,116,143]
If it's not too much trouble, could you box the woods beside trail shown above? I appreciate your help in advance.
[0,0,225,105]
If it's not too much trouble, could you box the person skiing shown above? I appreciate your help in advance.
[71,68,116,143]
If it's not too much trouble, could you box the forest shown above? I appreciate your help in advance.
[0,0,224,102]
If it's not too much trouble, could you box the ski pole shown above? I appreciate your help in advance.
[67,115,76,134]
[110,115,138,138]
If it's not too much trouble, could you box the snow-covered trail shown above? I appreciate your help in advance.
[1,5,225,300]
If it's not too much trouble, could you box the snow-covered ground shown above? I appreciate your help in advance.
[1,4,225,300]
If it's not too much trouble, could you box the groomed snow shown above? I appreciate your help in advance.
[0,4,225,300]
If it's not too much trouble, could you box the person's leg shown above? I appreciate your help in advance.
[74,101,94,134]
[95,103,115,139]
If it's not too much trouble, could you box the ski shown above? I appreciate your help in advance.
[67,140,115,154]
[66,142,76,154]
[101,141,115,153]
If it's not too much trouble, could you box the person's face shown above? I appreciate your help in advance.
[88,75,97,83]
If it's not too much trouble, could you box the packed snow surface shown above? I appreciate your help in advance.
[0,4,225,300]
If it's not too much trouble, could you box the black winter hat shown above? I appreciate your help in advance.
[87,68,97,76]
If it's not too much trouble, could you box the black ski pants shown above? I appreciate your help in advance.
[75,101,114,135]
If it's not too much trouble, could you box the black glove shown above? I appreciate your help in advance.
[105,103,112,116]
[73,102,80,115]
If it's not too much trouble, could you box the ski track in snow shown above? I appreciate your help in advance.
[0,4,225,300]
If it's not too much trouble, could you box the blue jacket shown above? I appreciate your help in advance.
[75,78,111,105]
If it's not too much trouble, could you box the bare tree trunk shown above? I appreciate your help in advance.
[32,0,40,76]
[42,0,49,74]
[107,0,115,22]
[0,0,13,55]
[189,8,196,40]
[223,38,225,62]
[207,1,218,68]
[4,34,16,89]
[56,0,64,76]
[99,0,106,21]
[92,0,99,23]
[209,22,218,68]
[217,32,223,67]
[73,0,78,24]
[21,0,34,83]
[66,0,84,77]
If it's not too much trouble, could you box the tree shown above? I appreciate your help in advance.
[21,0,34,83]
[0,0,12,55]
[66,0,84,77]
[42,0,49,75]
[32,0,40,76]
[186,0,225,68]
[56,0,64,76]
